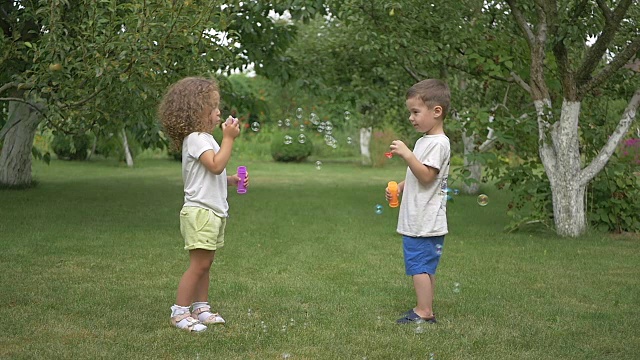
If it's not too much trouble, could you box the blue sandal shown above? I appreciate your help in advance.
[396,309,437,324]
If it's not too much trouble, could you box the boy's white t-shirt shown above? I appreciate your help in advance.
[397,134,450,237]
[182,132,228,217]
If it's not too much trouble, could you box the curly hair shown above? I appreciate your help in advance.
[158,77,220,151]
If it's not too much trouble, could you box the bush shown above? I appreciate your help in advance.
[270,131,313,162]
[51,132,91,160]
[94,131,141,162]
[619,138,640,165]
[587,156,640,233]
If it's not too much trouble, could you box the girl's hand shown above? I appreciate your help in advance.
[221,116,241,139]
[229,171,249,188]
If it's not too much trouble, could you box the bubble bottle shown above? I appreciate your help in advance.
[387,181,399,208]
[237,166,247,194]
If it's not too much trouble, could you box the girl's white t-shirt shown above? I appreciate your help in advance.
[397,134,450,237]
[182,132,228,217]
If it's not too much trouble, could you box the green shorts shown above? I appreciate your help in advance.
[179,206,226,251]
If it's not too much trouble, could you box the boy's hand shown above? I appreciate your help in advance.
[385,182,402,201]
[384,181,404,202]
[222,117,241,139]
[390,140,411,159]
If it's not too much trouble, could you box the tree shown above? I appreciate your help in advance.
[0,0,323,185]
[503,0,640,236]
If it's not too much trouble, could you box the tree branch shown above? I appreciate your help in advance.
[403,64,421,82]
[505,0,535,48]
[595,0,612,21]
[580,35,640,97]
[0,97,47,117]
[579,88,640,186]
[509,71,531,94]
[576,0,633,86]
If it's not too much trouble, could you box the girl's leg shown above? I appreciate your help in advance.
[175,249,215,306]
[193,250,216,302]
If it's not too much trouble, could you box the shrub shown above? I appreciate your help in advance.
[51,132,91,160]
[270,131,313,162]
[370,127,401,167]
[619,138,640,165]
[94,131,141,161]
[587,156,640,233]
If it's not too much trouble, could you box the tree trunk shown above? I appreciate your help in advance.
[359,127,372,166]
[550,176,586,237]
[0,100,45,186]
[538,100,585,237]
[461,131,481,194]
[121,128,134,167]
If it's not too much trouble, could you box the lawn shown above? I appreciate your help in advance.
[1,158,639,359]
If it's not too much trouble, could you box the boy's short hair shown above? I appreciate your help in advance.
[406,79,450,120]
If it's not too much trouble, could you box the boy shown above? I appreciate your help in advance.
[386,79,451,324]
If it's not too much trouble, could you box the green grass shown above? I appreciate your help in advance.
[1,158,639,359]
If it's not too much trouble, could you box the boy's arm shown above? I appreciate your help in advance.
[199,122,240,175]
[404,155,439,185]
[390,140,439,186]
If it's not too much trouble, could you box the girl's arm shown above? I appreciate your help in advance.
[199,122,240,174]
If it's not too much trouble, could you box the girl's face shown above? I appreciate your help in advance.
[204,92,221,131]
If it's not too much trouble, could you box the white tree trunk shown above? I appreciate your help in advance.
[121,128,134,167]
[460,115,495,195]
[461,131,481,194]
[535,90,640,237]
[359,127,372,166]
[0,101,45,186]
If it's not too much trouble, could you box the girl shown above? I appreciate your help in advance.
[159,77,248,332]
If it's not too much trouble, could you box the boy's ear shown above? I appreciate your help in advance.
[433,105,443,118]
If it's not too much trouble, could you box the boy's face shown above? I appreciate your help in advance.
[204,92,221,131]
[406,96,443,135]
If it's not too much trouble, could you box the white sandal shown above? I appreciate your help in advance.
[170,312,206,332]
[192,306,225,325]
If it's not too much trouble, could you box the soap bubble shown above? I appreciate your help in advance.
[453,282,461,293]
[315,161,322,170]
[250,122,261,132]
[284,118,291,127]
[344,110,351,121]
[375,204,383,215]
[296,107,303,119]
[347,137,353,144]
[298,133,307,144]
[299,124,305,132]
[446,195,453,201]
[324,121,333,132]
[284,135,293,145]
[435,244,442,255]
[310,112,320,125]
[453,189,460,195]
[282,353,291,359]
[247,308,253,317]
[477,194,489,206]
[277,120,283,127]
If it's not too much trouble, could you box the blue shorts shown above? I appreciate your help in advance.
[403,235,445,276]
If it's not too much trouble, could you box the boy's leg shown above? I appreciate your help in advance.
[413,273,435,318]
